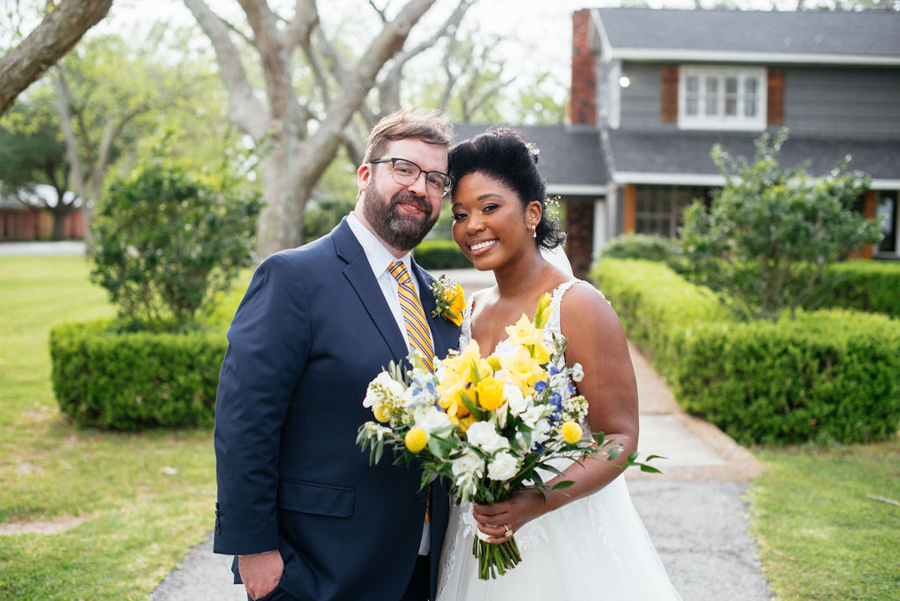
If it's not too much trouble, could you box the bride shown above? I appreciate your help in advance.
[436,128,682,600]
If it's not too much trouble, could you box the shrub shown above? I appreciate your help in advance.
[600,234,678,263]
[414,239,471,270]
[672,311,900,445]
[50,319,228,430]
[816,260,900,318]
[90,160,261,332]
[592,258,900,445]
[679,129,882,322]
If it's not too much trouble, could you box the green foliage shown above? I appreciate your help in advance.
[673,311,900,445]
[600,234,679,263]
[90,157,261,331]
[50,319,228,430]
[414,239,471,270]
[592,258,900,445]
[679,130,883,322]
[816,260,900,318]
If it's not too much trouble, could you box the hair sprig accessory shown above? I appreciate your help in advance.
[525,142,540,157]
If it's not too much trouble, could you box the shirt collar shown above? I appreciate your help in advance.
[347,212,412,277]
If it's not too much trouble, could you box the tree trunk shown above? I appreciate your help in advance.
[184,0,444,258]
[0,0,112,116]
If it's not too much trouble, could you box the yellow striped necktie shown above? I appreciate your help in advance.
[388,261,435,373]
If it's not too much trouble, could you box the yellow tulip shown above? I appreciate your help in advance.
[474,377,505,411]
[405,428,428,452]
[561,421,583,444]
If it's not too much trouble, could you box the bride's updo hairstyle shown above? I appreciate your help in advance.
[448,127,566,250]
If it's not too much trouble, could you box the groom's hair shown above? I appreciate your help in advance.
[363,108,453,164]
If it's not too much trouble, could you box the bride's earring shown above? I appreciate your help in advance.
[531,224,537,238]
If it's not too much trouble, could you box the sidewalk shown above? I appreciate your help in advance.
[150,268,773,600]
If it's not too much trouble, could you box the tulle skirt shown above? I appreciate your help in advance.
[436,475,682,600]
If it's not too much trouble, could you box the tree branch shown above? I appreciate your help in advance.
[0,0,112,116]
[183,0,267,138]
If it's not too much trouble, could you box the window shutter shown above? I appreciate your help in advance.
[767,69,784,126]
[660,66,679,123]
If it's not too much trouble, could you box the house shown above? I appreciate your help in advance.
[0,187,84,241]
[456,8,900,277]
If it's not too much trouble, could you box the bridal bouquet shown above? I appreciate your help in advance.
[357,294,658,580]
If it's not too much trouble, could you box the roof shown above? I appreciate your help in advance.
[606,130,900,189]
[451,124,608,196]
[594,8,900,66]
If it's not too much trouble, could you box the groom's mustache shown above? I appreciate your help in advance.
[391,192,432,220]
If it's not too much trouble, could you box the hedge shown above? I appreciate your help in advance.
[592,258,900,445]
[413,239,472,270]
[50,319,227,430]
[816,259,900,318]
[599,233,679,263]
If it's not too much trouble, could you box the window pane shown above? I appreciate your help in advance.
[878,192,897,253]
[705,76,719,116]
[744,77,759,117]
[686,76,699,92]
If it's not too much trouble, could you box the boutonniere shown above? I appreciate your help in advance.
[430,275,466,326]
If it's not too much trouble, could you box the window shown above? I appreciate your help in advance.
[679,67,767,130]
[634,185,715,238]
[877,191,897,254]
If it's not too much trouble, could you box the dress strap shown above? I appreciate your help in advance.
[545,279,608,333]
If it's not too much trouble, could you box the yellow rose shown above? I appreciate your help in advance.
[443,284,466,326]
[499,346,545,397]
[405,428,428,452]
[474,377,505,411]
[560,421,583,444]
[505,314,544,347]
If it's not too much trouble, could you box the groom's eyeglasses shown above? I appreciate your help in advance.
[370,158,452,197]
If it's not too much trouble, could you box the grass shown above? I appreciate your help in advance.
[0,255,228,599]
[750,440,900,601]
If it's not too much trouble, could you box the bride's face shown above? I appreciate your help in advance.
[450,171,541,271]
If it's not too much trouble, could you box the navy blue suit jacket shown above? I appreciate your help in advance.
[214,218,460,600]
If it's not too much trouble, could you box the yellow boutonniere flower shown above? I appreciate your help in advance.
[430,275,466,326]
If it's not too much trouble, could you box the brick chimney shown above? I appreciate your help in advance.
[569,9,597,126]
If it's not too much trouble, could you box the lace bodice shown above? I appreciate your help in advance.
[459,279,605,355]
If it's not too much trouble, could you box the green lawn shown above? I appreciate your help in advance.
[751,440,900,601]
[0,256,223,599]
[1,254,897,599]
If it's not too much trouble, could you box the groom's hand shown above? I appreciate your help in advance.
[239,549,284,600]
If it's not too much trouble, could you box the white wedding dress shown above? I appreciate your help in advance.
[436,280,682,601]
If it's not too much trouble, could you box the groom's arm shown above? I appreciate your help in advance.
[213,253,311,555]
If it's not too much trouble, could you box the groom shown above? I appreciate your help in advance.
[213,108,459,601]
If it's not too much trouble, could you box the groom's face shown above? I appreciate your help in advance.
[358,139,447,253]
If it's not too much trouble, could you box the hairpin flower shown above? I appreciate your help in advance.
[525,142,540,157]
[430,275,466,326]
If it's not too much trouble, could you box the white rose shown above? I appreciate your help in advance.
[533,418,552,445]
[504,383,528,416]
[466,421,510,455]
[487,452,520,481]
[414,406,453,434]
[451,450,485,482]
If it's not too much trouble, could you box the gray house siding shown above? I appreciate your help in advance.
[617,63,673,131]
[783,66,900,139]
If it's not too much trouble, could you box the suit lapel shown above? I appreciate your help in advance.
[333,220,410,365]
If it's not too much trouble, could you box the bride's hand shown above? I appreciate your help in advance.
[472,489,548,544]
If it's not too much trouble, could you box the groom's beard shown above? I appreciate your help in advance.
[363,183,438,252]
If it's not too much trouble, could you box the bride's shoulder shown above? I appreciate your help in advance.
[558,280,620,332]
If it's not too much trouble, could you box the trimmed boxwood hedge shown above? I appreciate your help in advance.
[592,258,900,445]
[817,260,900,318]
[50,319,227,430]
[413,239,471,270]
